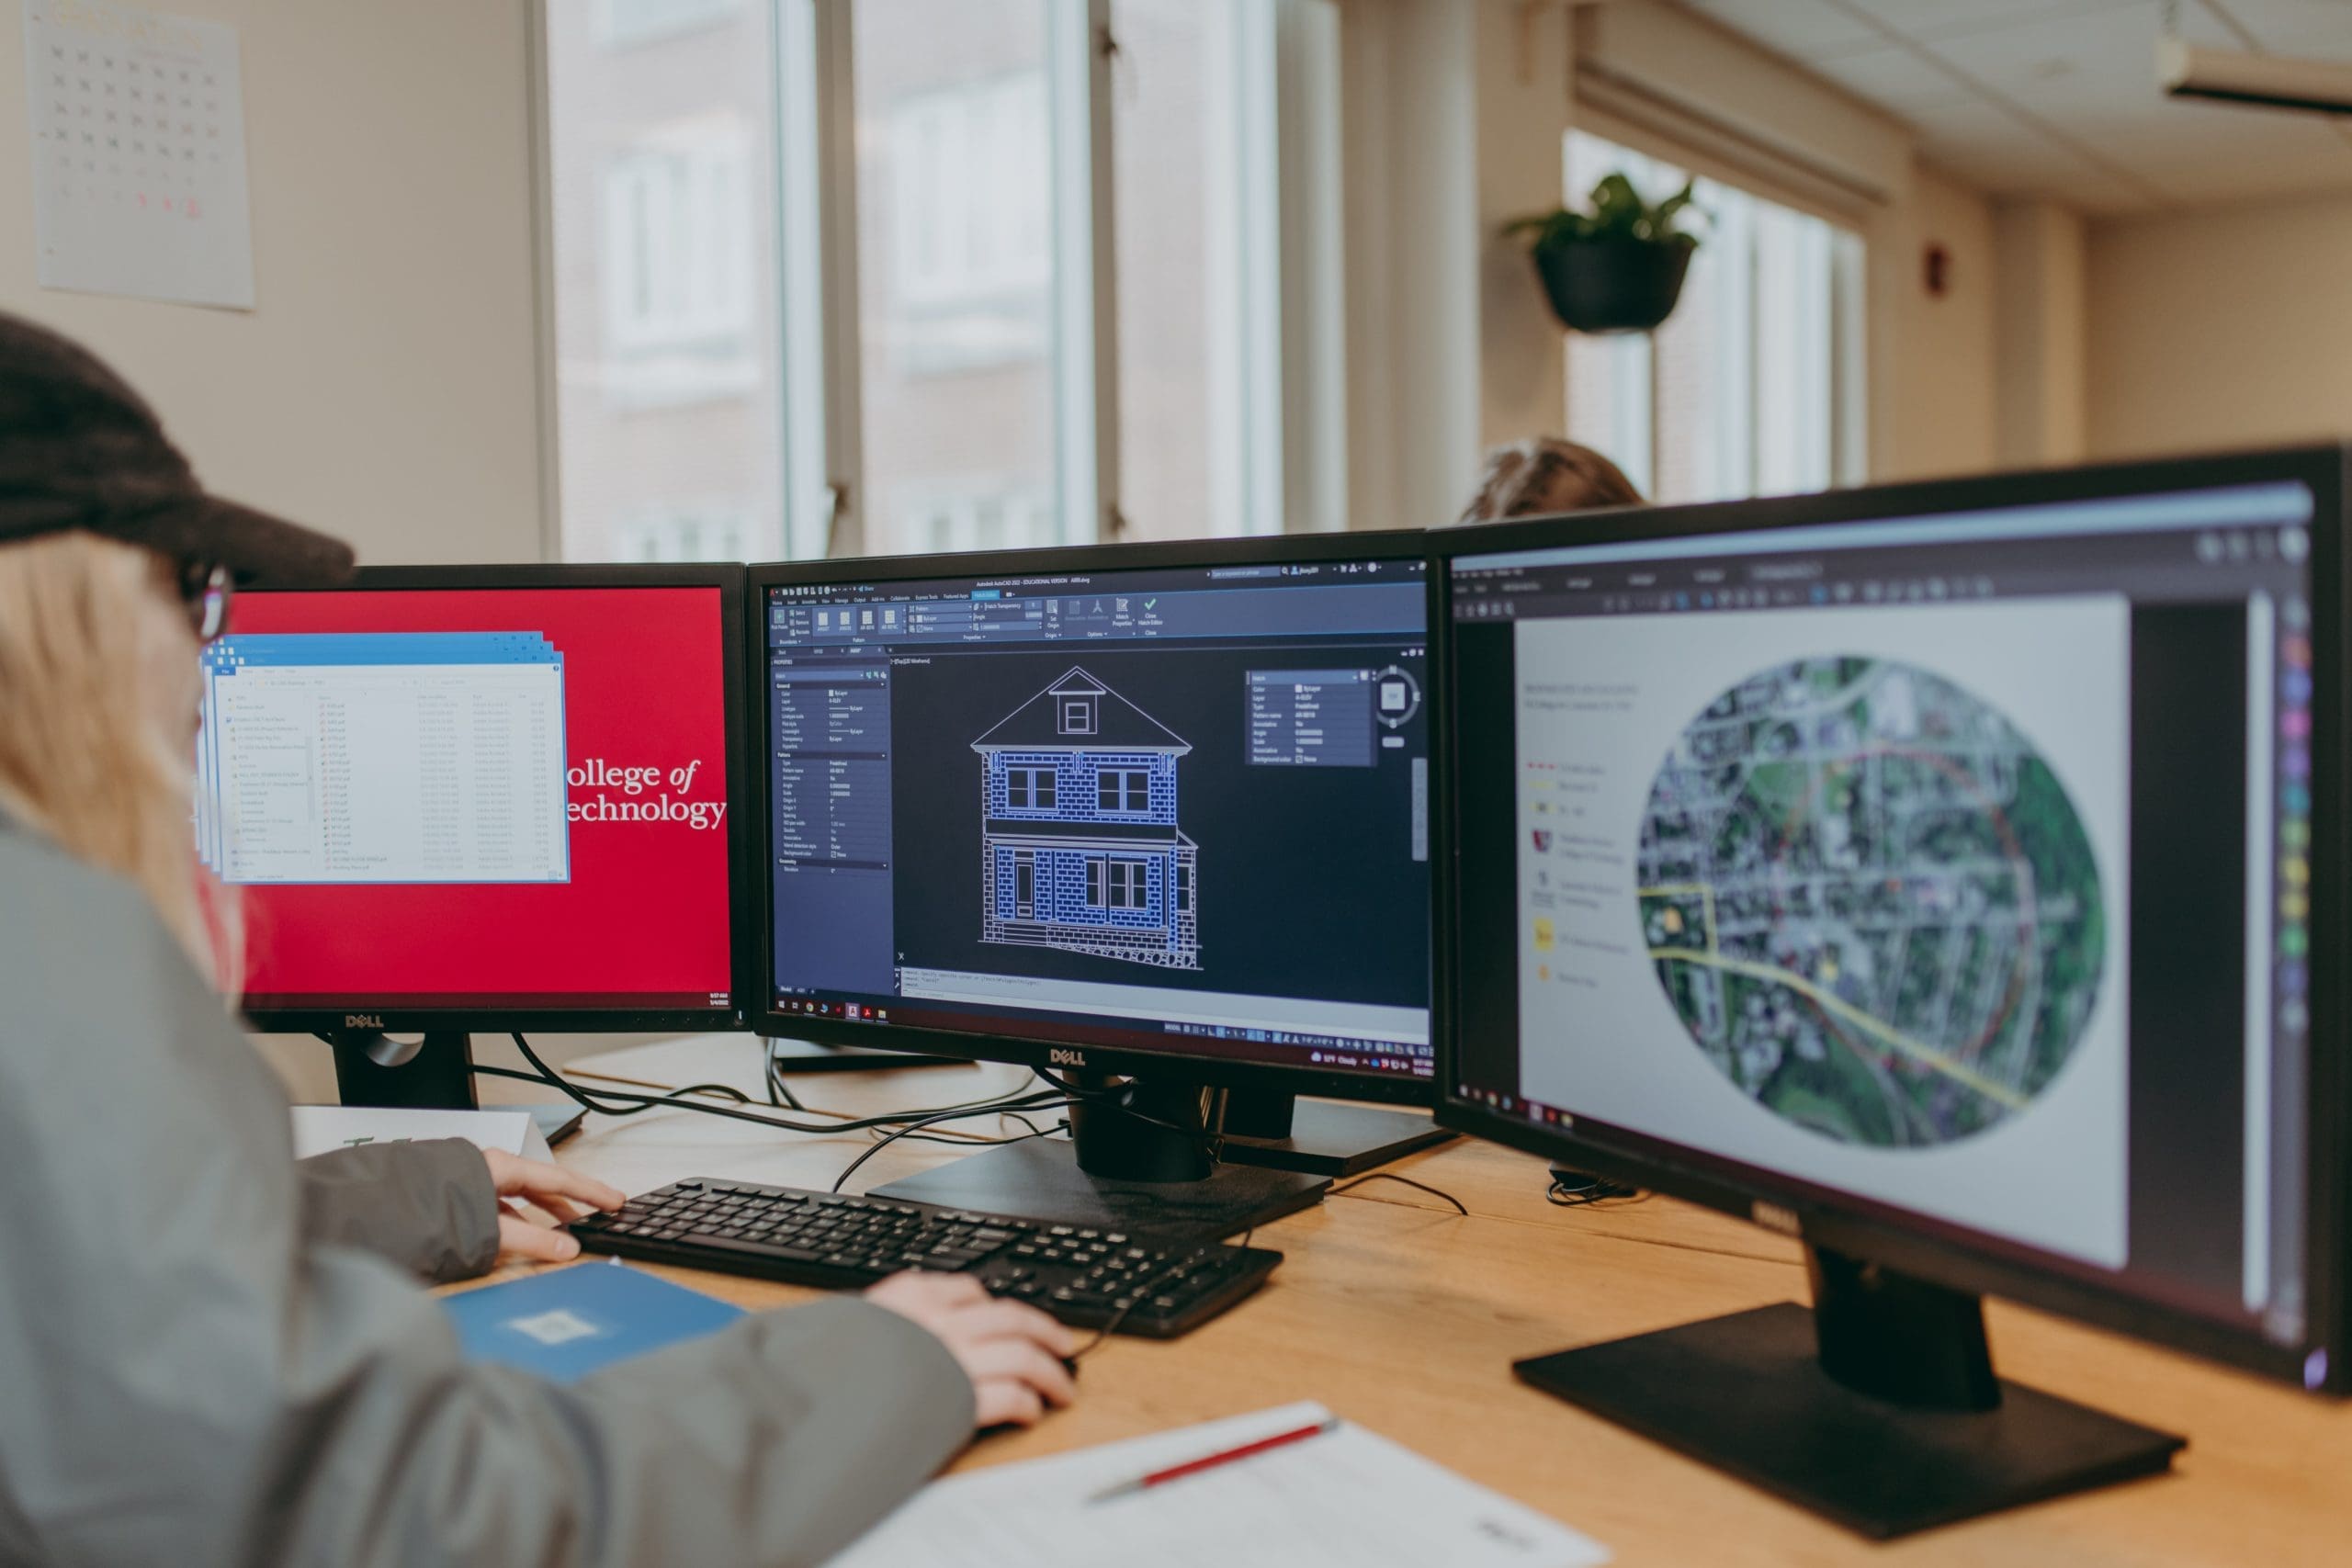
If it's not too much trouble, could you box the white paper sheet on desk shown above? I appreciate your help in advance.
[829,1400,1611,1568]
[288,1106,553,1166]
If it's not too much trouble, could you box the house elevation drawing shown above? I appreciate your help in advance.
[971,668,1202,969]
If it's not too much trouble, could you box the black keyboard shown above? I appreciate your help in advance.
[571,1179,1282,1339]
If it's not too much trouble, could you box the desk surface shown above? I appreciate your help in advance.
[481,1035,2352,1565]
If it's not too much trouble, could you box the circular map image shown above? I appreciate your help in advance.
[1636,657,2106,1148]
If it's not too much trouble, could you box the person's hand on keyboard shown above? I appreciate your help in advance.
[482,1149,626,1264]
[866,1271,1079,1428]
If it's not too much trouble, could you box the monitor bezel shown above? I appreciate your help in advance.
[747,530,1437,1106]
[1426,442,2352,1393]
[226,562,758,1035]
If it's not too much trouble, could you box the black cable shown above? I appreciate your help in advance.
[1327,1171,1468,1215]
[1033,1068,1227,1160]
[870,1113,1060,1149]
[783,1055,1048,1130]
[830,1101,1076,1193]
[492,1034,1068,1140]
[1545,1167,1644,1208]
[514,1032,1062,1131]
[474,1065,758,1112]
[1069,1294,1136,1361]
[762,1048,810,1112]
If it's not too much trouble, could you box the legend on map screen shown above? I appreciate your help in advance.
[208,587,735,1012]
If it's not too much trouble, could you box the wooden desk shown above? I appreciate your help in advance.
[480,1036,2352,1564]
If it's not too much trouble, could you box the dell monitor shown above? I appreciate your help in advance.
[750,534,1442,1234]
[199,565,753,1106]
[1433,446,2350,1537]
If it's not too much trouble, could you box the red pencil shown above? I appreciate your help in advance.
[1086,1416,1342,1505]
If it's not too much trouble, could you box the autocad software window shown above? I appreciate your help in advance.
[767,560,1435,1077]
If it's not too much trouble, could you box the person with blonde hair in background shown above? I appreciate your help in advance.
[0,312,1076,1567]
[1454,435,1645,524]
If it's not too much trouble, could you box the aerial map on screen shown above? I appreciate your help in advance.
[1635,656,2107,1148]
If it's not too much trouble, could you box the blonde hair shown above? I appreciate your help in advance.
[0,531,236,987]
[1456,437,1645,524]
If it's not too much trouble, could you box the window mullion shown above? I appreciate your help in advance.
[1051,0,1117,547]
[1234,0,1283,535]
[798,0,864,558]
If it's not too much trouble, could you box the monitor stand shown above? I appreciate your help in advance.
[322,1031,582,1145]
[870,1074,1330,1237]
[1212,1086,1454,1177]
[764,1034,964,1073]
[1512,1245,2185,1540]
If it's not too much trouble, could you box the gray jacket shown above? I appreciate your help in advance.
[0,820,974,1567]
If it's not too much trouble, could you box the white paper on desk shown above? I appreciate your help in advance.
[289,1106,554,1167]
[24,0,256,309]
[829,1401,1610,1568]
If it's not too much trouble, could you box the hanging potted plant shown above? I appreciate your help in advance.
[1504,173,1704,335]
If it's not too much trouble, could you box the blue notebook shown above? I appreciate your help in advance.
[442,1261,745,1382]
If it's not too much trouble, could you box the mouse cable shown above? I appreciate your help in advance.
[1326,1171,1467,1214]
[829,1103,1077,1194]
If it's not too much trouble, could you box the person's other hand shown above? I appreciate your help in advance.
[481,1147,626,1264]
[865,1271,1079,1428]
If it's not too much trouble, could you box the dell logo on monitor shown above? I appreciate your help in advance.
[1049,1047,1087,1067]
[345,1014,386,1030]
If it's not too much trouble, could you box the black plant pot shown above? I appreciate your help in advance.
[1532,238,1693,335]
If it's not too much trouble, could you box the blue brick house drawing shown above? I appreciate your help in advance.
[972,668,1201,969]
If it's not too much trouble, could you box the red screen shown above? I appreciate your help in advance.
[220,586,733,1012]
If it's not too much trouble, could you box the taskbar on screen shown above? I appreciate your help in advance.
[775,992,1435,1080]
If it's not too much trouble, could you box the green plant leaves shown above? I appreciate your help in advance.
[1500,171,1705,254]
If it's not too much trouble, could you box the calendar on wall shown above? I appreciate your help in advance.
[23,0,254,310]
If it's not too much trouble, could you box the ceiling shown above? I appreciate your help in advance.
[1677,0,2352,212]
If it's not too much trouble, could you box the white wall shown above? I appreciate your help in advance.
[1339,0,1481,533]
[0,0,545,567]
[1878,164,1998,482]
[1992,199,2086,468]
[1475,0,1574,458]
[2086,192,2352,461]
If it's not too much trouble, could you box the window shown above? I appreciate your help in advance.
[544,2,789,561]
[854,0,1061,557]
[889,73,1052,326]
[599,127,755,388]
[594,0,742,50]
[901,486,1051,555]
[1173,861,1193,912]
[614,503,752,562]
[542,1,1335,565]
[1562,131,1863,506]
[1097,768,1148,813]
[1007,765,1057,811]
[1079,855,1148,910]
[1057,694,1097,736]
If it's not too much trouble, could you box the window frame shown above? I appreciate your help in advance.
[1007,763,1057,812]
[534,0,1340,562]
[1096,765,1148,814]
